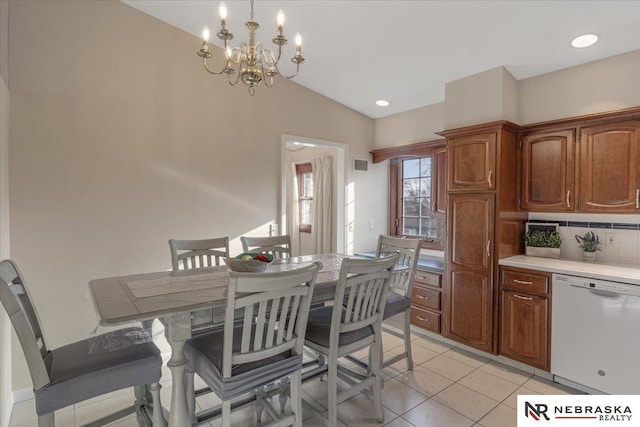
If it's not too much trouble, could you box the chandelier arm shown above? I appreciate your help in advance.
[263,63,273,88]
[203,57,226,75]
[265,74,275,88]
[227,62,242,86]
[272,62,300,79]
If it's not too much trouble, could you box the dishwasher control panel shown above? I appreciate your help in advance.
[554,273,640,296]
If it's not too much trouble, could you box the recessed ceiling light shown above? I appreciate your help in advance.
[571,34,598,48]
[376,100,390,107]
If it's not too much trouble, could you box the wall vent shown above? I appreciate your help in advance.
[353,157,369,172]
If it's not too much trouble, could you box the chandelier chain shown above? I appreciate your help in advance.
[250,0,254,20]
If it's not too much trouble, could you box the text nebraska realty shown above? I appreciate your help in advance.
[527,403,633,422]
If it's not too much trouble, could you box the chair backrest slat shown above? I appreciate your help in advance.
[0,260,51,389]
[241,235,292,259]
[222,262,320,378]
[375,235,422,297]
[169,237,230,272]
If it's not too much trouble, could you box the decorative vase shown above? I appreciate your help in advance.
[582,251,597,262]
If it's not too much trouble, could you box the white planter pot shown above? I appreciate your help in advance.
[525,246,560,259]
[582,251,597,262]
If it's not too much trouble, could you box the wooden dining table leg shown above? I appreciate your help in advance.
[164,313,193,427]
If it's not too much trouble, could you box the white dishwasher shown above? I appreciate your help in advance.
[552,273,640,394]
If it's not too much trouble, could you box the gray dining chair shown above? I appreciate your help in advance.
[168,237,231,418]
[376,235,422,370]
[169,237,230,271]
[304,254,397,427]
[240,235,292,259]
[0,259,165,427]
[184,262,321,427]
[167,237,230,333]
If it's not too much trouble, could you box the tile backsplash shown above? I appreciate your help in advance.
[528,213,640,266]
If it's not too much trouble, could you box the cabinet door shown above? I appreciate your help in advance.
[445,193,495,352]
[500,290,549,370]
[448,133,496,191]
[521,130,575,211]
[434,147,447,214]
[579,121,640,212]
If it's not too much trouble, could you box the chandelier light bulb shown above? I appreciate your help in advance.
[202,26,210,42]
[295,33,302,47]
[277,10,285,29]
[219,2,228,21]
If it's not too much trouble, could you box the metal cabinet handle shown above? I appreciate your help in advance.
[488,170,493,189]
[636,189,639,209]
[486,241,491,258]
[513,294,533,301]
[566,190,570,208]
[416,316,429,322]
[514,279,533,285]
[416,294,429,300]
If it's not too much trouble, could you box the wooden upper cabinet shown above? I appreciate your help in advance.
[448,132,496,192]
[521,130,576,211]
[434,146,447,214]
[579,120,640,212]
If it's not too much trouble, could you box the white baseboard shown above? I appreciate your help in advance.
[12,387,33,404]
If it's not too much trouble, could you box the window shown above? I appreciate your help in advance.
[383,141,446,250]
[296,163,313,233]
[398,157,439,240]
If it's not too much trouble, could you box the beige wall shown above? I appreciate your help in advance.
[519,49,640,124]
[502,68,519,125]
[0,75,11,427]
[8,0,374,389]
[374,102,444,147]
[445,66,519,129]
[0,0,11,422]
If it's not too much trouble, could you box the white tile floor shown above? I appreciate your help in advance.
[8,325,581,427]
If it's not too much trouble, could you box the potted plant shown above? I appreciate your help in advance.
[575,231,602,262]
[525,229,562,258]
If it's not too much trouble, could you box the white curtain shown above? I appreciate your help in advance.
[286,162,301,256]
[311,156,333,254]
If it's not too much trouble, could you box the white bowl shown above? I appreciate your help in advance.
[225,258,271,273]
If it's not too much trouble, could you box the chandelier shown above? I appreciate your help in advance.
[197,0,305,95]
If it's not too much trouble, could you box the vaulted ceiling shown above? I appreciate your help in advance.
[124,1,640,119]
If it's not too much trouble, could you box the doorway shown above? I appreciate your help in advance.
[280,134,347,255]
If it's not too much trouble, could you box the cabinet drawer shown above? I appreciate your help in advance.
[412,286,441,311]
[414,270,441,288]
[501,269,548,295]
[410,307,441,333]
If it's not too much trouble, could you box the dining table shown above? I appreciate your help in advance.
[88,253,354,427]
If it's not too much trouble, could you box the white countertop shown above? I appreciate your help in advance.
[499,255,640,285]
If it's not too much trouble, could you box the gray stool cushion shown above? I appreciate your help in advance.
[305,306,374,348]
[185,326,302,400]
[34,327,162,415]
[383,293,412,320]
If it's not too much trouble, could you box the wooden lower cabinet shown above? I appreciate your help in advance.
[499,266,551,371]
[410,269,443,334]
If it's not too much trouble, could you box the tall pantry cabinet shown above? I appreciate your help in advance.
[438,122,526,353]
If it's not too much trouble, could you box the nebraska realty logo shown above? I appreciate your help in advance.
[518,395,639,426]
